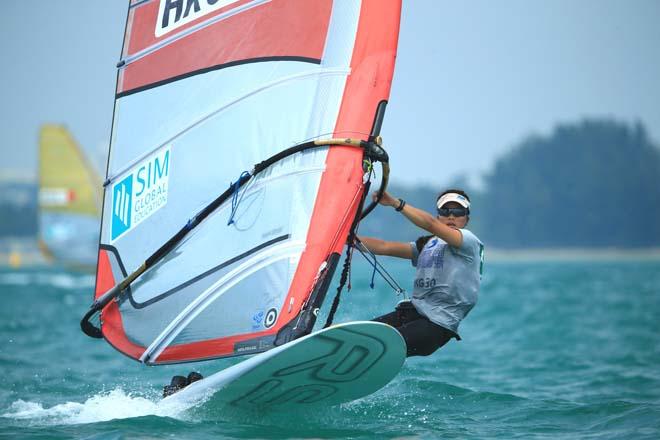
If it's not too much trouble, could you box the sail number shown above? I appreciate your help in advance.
[414,277,436,288]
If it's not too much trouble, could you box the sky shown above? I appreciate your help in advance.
[1,0,659,188]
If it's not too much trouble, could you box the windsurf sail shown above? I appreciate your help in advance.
[38,124,102,270]
[84,0,401,365]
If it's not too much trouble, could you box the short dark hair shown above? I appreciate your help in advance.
[437,188,471,203]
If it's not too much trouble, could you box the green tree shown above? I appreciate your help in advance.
[480,119,660,248]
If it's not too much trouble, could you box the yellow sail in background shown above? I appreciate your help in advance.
[38,125,102,217]
[38,125,102,269]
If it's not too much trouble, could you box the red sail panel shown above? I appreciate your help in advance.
[119,0,331,95]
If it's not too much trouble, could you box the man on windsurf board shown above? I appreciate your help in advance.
[359,189,484,356]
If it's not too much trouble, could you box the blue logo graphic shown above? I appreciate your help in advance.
[264,308,278,328]
[112,174,133,240]
[419,243,446,269]
[251,310,265,331]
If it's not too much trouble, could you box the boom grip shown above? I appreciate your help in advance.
[360,161,390,220]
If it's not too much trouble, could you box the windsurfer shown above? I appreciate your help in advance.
[358,189,483,357]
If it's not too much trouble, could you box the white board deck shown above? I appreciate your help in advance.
[160,321,406,412]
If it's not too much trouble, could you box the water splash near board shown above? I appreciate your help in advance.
[2,389,178,426]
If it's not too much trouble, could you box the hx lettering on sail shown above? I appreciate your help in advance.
[111,147,171,241]
[156,0,242,37]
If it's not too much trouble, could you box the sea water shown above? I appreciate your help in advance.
[1,257,659,439]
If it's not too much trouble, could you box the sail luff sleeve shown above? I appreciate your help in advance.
[274,0,402,338]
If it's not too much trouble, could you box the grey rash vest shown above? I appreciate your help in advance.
[410,229,484,334]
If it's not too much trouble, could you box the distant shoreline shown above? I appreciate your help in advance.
[3,236,660,267]
[486,247,660,262]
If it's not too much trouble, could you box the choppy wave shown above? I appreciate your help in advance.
[2,261,660,439]
[1,389,192,426]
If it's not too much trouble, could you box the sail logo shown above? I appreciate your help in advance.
[156,0,241,37]
[112,177,133,239]
[111,147,171,241]
[264,308,278,328]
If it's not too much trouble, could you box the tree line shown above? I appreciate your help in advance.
[2,119,659,248]
[361,119,660,248]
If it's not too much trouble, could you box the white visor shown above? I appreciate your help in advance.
[436,193,470,209]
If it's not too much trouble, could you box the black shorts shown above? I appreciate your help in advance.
[373,300,459,357]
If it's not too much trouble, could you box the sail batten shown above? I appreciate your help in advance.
[92,0,402,364]
[127,233,291,309]
[141,240,305,363]
[107,66,349,184]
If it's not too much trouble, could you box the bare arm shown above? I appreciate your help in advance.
[358,236,413,260]
[377,191,464,248]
